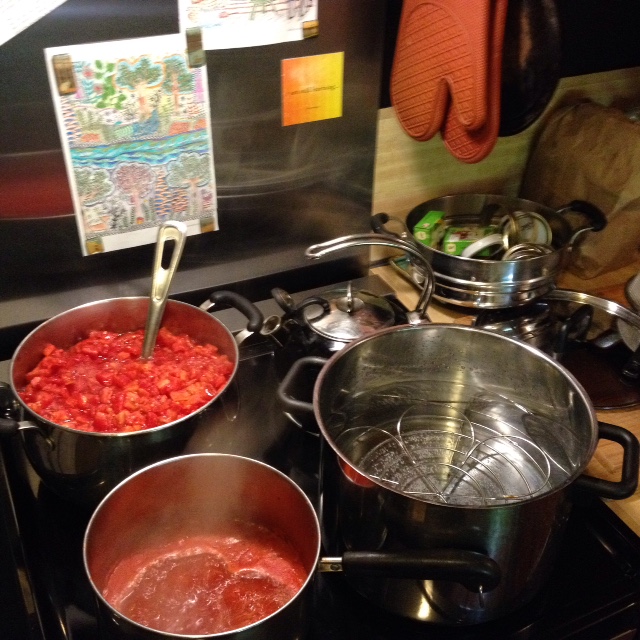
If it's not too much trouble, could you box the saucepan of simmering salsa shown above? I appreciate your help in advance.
[0,293,263,505]
[84,454,321,640]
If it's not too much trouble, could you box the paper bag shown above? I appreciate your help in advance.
[521,101,640,278]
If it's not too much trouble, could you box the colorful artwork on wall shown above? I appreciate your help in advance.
[178,0,318,50]
[45,34,218,255]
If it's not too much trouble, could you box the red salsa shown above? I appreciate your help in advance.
[102,521,308,635]
[19,327,234,433]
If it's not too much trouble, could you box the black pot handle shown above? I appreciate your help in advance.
[277,356,327,414]
[574,422,639,499]
[371,212,399,238]
[371,212,417,244]
[200,290,264,333]
[0,381,20,433]
[555,200,607,234]
[551,303,594,360]
[326,548,501,593]
[271,287,298,317]
[0,418,19,437]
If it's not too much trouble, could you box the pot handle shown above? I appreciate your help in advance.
[573,422,639,499]
[320,548,501,593]
[199,290,264,333]
[555,200,607,246]
[271,287,297,315]
[306,233,434,322]
[0,417,19,437]
[371,212,413,242]
[296,296,331,323]
[277,356,327,414]
[0,382,52,445]
[551,303,594,360]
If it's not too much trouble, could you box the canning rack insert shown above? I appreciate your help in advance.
[330,383,580,506]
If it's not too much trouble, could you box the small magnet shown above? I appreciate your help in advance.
[302,20,319,39]
[85,237,105,254]
[186,27,205,68]
[52,54,77,95]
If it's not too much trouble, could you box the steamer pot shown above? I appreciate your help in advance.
[374,193,606,309]
[278,324,639,624]
[0,292,263,506]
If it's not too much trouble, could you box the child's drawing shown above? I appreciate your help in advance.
[45,34,217,255]
[179,0,318,50]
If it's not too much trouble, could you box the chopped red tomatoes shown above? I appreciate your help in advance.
[19,328,234,433]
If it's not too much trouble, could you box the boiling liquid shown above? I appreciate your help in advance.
[102,522,307,635]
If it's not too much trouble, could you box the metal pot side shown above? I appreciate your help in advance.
[405,194,591,308]
[314,324,599,624]
[84,453,321,640]
[8,298,239,505]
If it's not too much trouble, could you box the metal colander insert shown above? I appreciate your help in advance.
[332,388,580,506]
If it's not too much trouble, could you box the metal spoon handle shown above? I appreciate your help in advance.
[141,221,188,359]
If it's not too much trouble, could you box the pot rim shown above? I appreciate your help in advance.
[9,297,239,438]
[406,194,576,268]
[313,323,599,509]
[83,452,322,638]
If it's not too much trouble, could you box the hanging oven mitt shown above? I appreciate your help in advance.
[390,0,493,142]
[441,0,508,163]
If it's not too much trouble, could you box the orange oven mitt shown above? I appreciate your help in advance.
[442,0,508,163]
[390,0,508,163]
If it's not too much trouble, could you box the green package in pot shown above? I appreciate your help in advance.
[442,225,498,256]
[412,210,446,248]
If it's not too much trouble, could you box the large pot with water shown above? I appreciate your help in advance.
[279,323,639,624]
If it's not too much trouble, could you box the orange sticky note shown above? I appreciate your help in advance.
[281,52,344,126]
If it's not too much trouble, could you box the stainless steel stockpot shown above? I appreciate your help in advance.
[84,454,322,640]
[0,293,263,505]
[279,323,638,624]
[378,193,606,309]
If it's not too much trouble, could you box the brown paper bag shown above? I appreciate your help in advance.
[520,101,640,278]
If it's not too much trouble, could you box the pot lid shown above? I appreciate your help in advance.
[302,285,397,342]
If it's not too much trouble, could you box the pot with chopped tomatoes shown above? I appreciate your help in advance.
[0,292,263,505]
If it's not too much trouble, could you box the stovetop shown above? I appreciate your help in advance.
[1,277,640,640]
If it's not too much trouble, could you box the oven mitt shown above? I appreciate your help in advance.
[390,0,492,142]
[441,0,508,163]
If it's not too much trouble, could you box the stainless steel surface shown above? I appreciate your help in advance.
[0,0,386,342]
[142,221,187,359]
[400,195,605,309]
[626,271,640,312]
[502,243,555,260]
[301,284,397,343]
[273,282,401,355]
[305,233,435,322]
[473,301,553,350]
[545,289,640,351]
[313,323,635,624]
[84,453,321,639]
[341,392,572,506]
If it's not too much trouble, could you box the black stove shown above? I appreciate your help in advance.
[1,277,640,640]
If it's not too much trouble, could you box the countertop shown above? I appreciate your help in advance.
[372,261,640,537]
